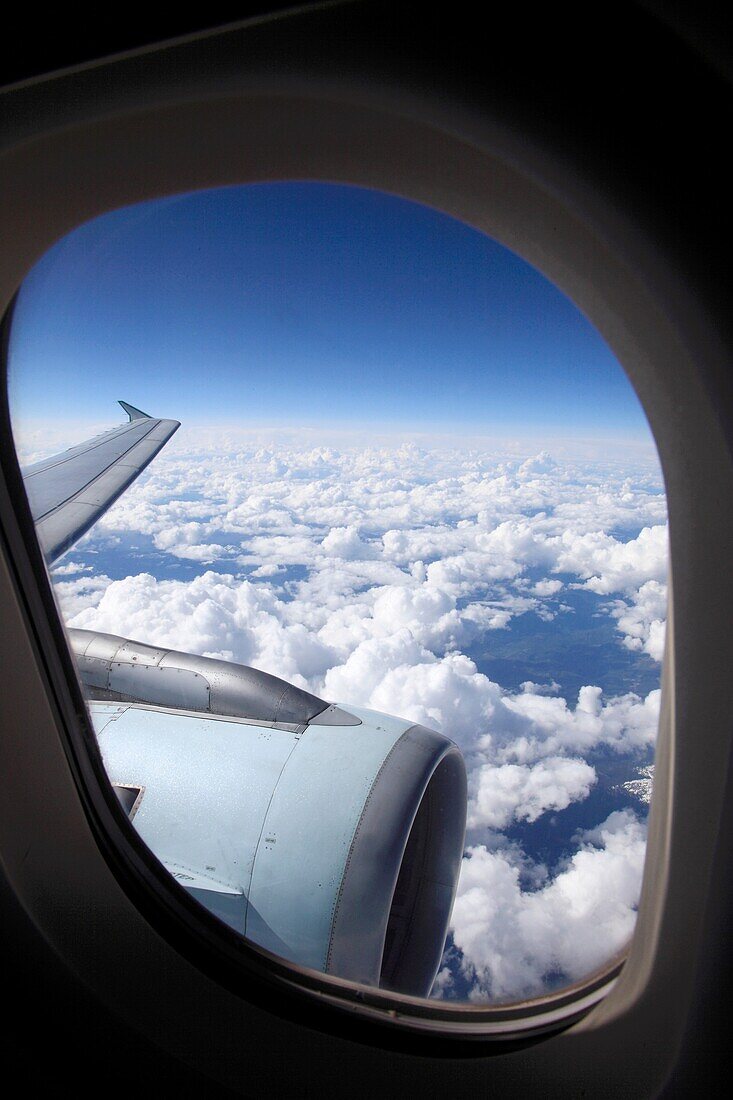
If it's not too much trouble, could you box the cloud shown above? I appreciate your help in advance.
[51,560,93,576]
[321,525,375,560]
[451,810,647,1002]
[609,579,667,661]
[53,573,114,618]
[533,578,563,596]
[47,433,666,1002]
[71,439,666,646]
[467,757,597,829]
[555,525,668,596]
[499,685,661,760]
[88,436,666,604]
[320,631,660,762]
[518,451,559,477]
[323,637,500,745]
[68,571,336,687]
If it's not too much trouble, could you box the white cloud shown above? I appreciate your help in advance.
[54,573,114,618]
[610,579,667,661]
[520,679,560,695]
[499,685,661,760]
[68,570,336,688]
[46,433,666,1003]
[321,525,375,560]
[87,437,667,614]
[451,810,647,1002]
[51,560,93,576]
[532,578,563,596]
[556,525,668,596]
[322,637,659,763]
[467,756,597,829]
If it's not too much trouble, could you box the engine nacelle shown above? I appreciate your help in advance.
[75,630,467,997]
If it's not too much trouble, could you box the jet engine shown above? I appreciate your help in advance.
[70,629,467,997]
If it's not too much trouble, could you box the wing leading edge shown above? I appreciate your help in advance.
[21,401,180,564]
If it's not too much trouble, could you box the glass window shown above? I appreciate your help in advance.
[6,182,666,1004]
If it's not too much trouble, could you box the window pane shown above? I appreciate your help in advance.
[6,182,665,1004]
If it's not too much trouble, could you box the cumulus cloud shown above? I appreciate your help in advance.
[54,573,114,618]
[88,433,666,585]
[61,437,666,656]
[323,638,659,763]
[51,560,93,576]
[46,431,666,1003]
[451,810,647,1002]
[533,578,563,597]
[556,524,668,596]
[68,570,335,688]
[467,756,597,829]
[321,525,375,560]
[610,579,667,661]
[499,685,661,760]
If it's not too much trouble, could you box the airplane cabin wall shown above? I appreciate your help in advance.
[0,4,731,1095]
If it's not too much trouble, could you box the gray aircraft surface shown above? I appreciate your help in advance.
[21,400,467,997]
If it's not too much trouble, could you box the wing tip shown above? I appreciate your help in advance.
[119,400,151,421]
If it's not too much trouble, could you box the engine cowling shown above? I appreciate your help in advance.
[74,629,467,997]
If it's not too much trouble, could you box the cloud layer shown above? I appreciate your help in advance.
[47,430,666,1002]
[448,810,647,1002]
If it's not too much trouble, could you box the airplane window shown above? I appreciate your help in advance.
[5,182,666,1007]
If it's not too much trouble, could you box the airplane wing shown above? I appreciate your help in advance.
[21,401,180,564]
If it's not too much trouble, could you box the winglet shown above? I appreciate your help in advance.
[119,400,151,421]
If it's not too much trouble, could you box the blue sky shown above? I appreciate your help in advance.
[8,182,651,440]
